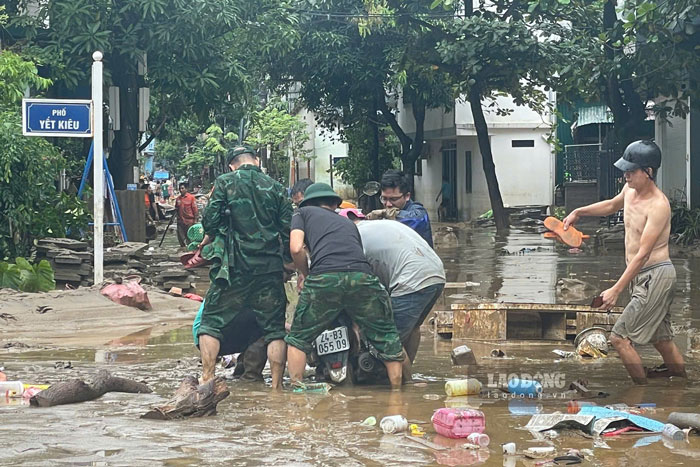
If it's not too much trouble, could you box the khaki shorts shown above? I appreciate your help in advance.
[612,261,675,345]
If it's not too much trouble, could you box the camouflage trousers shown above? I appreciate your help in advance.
[285,272,404,361]
[198,271,286,343]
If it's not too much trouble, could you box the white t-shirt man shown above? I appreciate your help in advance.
[356,219,445,296]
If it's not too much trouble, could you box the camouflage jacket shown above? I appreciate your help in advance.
[202,165,292,283]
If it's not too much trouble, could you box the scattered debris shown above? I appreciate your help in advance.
[141,376,230,420]
[552,349,576,359]
[490,349,505,358]
[0,313,17,322]
[380,415,408,434]
[668,412,700,431]
[35,305,53,314]
[450,345,477,365]
[3,342,30,349]
[101,278,152,310]
[360,416,377,426]
[575,327,609,358]
[54,361,73,369]
[445,378,482,396]
[30,369,151,407]
[432,408,486,439]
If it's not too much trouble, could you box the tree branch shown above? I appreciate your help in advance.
[138,116,169,152]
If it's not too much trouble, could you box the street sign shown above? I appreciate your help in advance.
[22,99,93,137]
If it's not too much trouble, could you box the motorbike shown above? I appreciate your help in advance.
[308,313,388,385]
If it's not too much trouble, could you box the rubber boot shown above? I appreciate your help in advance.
[240,338,267,382]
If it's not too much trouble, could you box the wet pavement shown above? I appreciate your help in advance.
[1,225,699,466]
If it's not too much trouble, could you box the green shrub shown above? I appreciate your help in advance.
[0,258,55,292]
[671,202,700,245]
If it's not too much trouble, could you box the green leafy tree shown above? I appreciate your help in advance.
[5,0,253,188]
[0,48,89,259]
[334,122,401,190]
[178,124,237,181]
[0,258,55,292]
[247,100,311,184]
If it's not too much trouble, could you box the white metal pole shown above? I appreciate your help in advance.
[92,51,104,284]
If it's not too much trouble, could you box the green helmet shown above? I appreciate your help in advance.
[299,182,342,208]
[226,144,256,165]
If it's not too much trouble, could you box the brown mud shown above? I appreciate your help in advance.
[1,224,699,466]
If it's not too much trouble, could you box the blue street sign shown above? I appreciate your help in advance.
[22,99,93,137]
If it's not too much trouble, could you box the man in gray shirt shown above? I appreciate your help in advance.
[340,209,446,380]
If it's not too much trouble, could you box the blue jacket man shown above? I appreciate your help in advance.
[376,169,434,248]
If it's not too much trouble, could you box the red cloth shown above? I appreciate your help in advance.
[176,192,198,225]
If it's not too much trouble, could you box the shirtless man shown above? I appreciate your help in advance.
[563,140,685,384]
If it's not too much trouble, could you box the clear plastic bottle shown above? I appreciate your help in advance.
[662,423,685,441]
[0,381,24,397]
[445,378,482,396]
[380,415,408,434]
[467,432,490,447]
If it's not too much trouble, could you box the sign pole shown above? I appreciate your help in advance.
[92,51,104,284]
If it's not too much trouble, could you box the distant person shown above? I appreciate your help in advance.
[341,209,445,381]
[162,181,171,204]
[285,183,405,389]
[372,169,433,247]
[175,183,198,248]
[290,178,314,207]
[563,140,685,385]
[436,177,452,221]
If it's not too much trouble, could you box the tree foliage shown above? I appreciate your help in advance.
[0,258,56,292]
[247,100,311,184]
[0,49,89,259]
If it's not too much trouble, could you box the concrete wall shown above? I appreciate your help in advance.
[413,128,554,221]
[296,109,353,198]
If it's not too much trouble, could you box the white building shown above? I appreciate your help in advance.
[293,107,354,199]
[655,98,699,209]
[398,94,556,221]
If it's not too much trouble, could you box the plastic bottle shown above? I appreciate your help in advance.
[445,378,482,396]
[507,378,542,397]
[662,423,686,441]
[0,381,24,397]
[467,432,490,447]
[567,400,597,414]
[380,415,408,434]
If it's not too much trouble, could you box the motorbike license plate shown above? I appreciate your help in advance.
[315,326,350,356]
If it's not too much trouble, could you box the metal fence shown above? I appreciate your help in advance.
[564,144,603,182]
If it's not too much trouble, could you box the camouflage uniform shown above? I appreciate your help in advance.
[285,271,405,361]
[198,164,292,343]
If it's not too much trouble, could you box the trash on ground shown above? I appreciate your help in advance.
[552,349,576,359]
[502,442,516,454]
[490,349,505,358]
[445,378,481,396]
[183,293,203,302]
[523,446,556,459]
[0,381,24,397]
[509,398,543,415]
[467,432,489,447]
[431,408,486,439]
[577,406,665,434]
[667,412,700,431]
[409,423,425,436]
[507,377,542,397]
[423,393,441,400]
[567,400,597,414]
[142,376,229,420]
[292,382,332,394]
[450,345,477,365]
[360,416,377,426]
[380,415,408,434]
[101,278,152,310]
[575,327,609,358]
[32,369,151,407]
[662,423,687,441]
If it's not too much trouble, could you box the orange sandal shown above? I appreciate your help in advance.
[543,217,589,248]
[183,248,210,270]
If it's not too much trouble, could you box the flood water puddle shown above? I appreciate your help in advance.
[1,226,699,465]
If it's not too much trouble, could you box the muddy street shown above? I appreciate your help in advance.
[2,226,699,466]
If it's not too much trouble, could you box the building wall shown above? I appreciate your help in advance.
[296,108,353,198]
[656,113,688,203]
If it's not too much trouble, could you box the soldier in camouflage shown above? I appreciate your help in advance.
[198,145,294,389]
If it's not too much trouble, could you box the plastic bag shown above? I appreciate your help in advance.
[101,276,152,310]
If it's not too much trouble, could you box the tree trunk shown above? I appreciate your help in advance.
[141,376,230,420]
[30,369,151,407]
[469,85,509,232]
[108,54,140,189]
